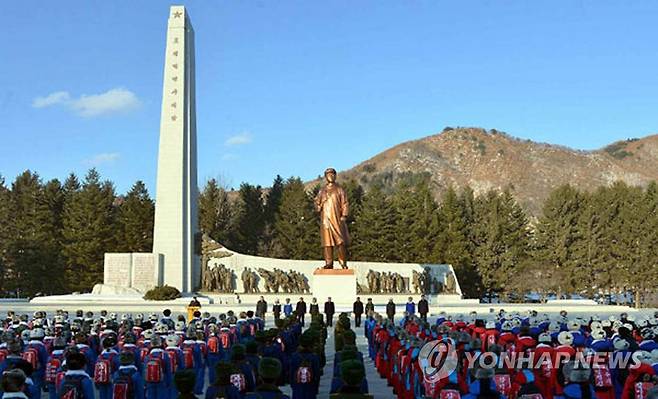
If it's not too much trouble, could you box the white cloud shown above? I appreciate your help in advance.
[32,88,141,117]
[225,132,253,146]
[84,152,121,166]
[32,91,70,108]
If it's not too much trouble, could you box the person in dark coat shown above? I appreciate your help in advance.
[289,333,321,399]
[418,294,429,322]
[364,298,374,315]
[174,369,197,399]
[245,357,290,399]
[256,296,268,319]
[310,298,320,316]
[272,299,282,321]
[353,297,364,328]
[386,299,396,323]
[296,298,307,326]
[204,362,241,399]
[324,298,336,327]
[330,359,373,399]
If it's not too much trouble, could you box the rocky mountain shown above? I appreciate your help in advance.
[331,127,658,216]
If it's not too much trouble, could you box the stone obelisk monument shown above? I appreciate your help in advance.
[152,5,199,293]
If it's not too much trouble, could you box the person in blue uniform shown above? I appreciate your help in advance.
[244,357,290,399]
[290,332,321,399]
[204,362,241,399]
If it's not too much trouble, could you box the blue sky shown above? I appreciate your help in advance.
[2,1,658,194]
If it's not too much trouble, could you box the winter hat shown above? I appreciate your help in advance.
[214,362,235,385]
[174,370,196,394]
[340,359,365,387]
[557,331,574,346]
[230,344,246,361]
[258,357,282,381]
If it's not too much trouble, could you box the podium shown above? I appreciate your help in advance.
[187,306,201,321]
[312,268,356,304]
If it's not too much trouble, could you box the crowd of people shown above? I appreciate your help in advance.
[365,307,658,399]
[1,298,657,399]
[0,306,371,399]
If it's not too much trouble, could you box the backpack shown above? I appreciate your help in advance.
[165,348,179,373]
[22,347,39,370]
[0,349,7,363]
[145,352,164,383]
[440,389,462,399]
[220,332,231,349]
[208,336,220,354]
[112,371,134,399]
[593,366,613,388]
[230,373,246,392]
[139,347,149,363]
[494,374,512,397]
[94,355,114,384]
[60,374,85,399]
[295,360,313,384]
[45,356,62,384]
[182,346,195,369]
[249,323,256,336]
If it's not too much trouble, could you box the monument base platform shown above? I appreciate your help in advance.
[312,269,356,305]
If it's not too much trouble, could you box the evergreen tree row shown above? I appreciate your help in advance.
[1,169,656,307]
[0,170,153,296]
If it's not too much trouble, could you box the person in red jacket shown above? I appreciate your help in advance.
[533,332,556,399]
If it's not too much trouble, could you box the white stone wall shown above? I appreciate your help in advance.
[103,253,163,292]
[205,248,461,296]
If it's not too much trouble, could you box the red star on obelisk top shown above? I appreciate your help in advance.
[173,11,182,18]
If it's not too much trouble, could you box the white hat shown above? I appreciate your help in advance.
[486,320,496,329]
[29,328,45,340]
[568,320,581,331]
[650,349,658,363]
[590,321,603,331]
[165,334,180,347]
[549,321,561,333]
[557,331,574,346]
[591,329,606,340]
[636,350,652,365]
[538,332,552,344]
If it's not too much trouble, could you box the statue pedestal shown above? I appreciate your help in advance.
[312,269,356,305]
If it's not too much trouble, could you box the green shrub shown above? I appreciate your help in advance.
[143,285,181,301]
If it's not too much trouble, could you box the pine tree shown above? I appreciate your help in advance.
[261,175,285,255]
[62,169,117,292]
[392,179,437,263]
[351,185,398,261]
[0,175,11,290]
[116,181,154,252]
[229,183,264,254]
[271,178,319,259]
[472,189,531,298]
[533,185,584,295]
[5,171,65,295]
[433,186,477,295]
[198,178,232,244]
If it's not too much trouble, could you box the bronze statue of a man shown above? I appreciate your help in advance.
[314,168,350,269]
